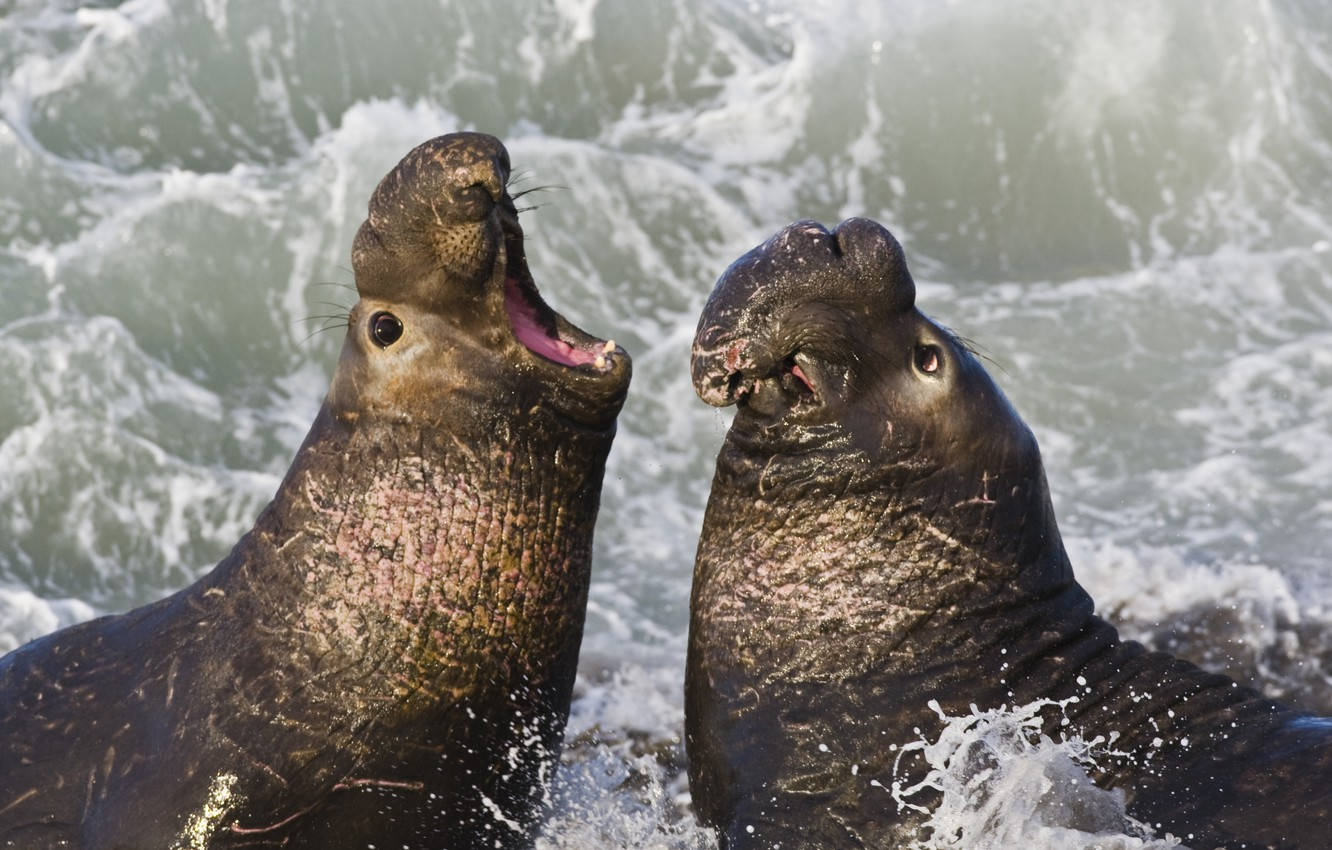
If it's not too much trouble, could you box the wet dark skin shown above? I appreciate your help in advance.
[0,133,631,849]
[686,218,1332,850]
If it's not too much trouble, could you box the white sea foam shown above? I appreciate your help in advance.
[538,744,715,850]
[1073,538,1302,630]
[1,0,1331,846]
[1071,537,1332,711]
[543,664,715,850]
[890,700,1184,850]
[0,585,96,655]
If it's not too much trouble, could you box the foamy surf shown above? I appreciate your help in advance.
[889,700,1186,850]
[0,585,95,655]
[2,0,1331,846]
[538,664,715,849]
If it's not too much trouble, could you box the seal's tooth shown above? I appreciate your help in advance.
[594,355,606,369]
[603,340,616,354]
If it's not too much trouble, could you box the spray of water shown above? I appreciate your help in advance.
[3,1,1332,846]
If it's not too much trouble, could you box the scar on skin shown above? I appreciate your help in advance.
[0,788,38,818]
[226,778,426,836]
[166,657,179,708]
[956,471,997,507]
[334,778,426,791]
[758,454,779,497]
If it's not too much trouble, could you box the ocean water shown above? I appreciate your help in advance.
[2,0,1331,846]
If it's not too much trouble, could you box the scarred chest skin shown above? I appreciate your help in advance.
[3,411,607,849]
[685,217,1332,850]
[0,133,631,849]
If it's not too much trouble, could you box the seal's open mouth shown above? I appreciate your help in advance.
[501,227,619,372]
[504,276,612,368]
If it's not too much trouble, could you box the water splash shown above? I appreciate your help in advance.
[890,700,1184,850]
[542,664,715,850]
[2,0,1331,846]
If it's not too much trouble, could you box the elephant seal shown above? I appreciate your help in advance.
[685,218,1332,849]
[0,133,631,849]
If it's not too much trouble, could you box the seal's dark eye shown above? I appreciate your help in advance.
[914,344,941,375]
[370,311,403,348]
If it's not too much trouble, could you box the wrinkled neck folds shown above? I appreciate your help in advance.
[697,486,989,637]
[695,436,1076,669]
[257,412,609,701]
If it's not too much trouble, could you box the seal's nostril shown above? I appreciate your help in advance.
[446,154,506,205]
[473,171,504,203]
[449,183,498,221]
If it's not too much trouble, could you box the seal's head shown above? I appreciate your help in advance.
[692,218,1039,535]
[332,132,630,430]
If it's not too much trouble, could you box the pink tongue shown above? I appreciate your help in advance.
[505,278,598,366]
[791,363,815,392]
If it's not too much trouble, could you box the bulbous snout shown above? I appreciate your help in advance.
[351,132,515,309]
[691,217,915,407]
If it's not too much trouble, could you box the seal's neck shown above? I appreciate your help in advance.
[217,404,610,712]
[693,453,1081,681]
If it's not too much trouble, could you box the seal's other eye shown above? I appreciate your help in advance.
[914,344,941,375]
[370,311,403,348]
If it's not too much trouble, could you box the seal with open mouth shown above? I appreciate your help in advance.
[685,217,1332,849]
[0,133,630,849]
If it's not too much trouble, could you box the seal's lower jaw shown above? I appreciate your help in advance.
[500,230,631,427]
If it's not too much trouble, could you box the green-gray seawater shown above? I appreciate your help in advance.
[3,1,1332,845]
